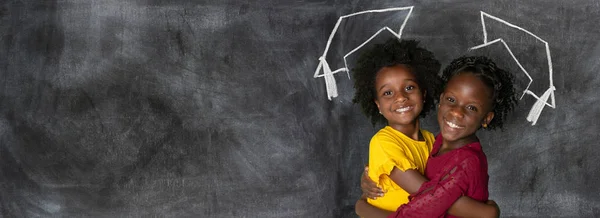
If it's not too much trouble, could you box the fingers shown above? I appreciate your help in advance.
[360,166,384,199]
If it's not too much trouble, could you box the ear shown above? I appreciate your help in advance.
[374,99,381,110]
[482,112,495,127]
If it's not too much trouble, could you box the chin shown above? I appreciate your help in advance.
[390,117,416,126]
[440,129,462,142]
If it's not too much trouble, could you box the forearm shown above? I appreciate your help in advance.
[448,197,498,218]
[389,168,428,194]
[355,198,394,218]
[390,178,463,217]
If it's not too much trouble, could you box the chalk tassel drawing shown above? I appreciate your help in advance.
[314,6,414,100]
[470,12,556,125]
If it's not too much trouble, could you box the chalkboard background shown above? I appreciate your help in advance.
[1,0,599,217]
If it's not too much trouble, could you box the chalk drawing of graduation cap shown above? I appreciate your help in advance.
[469,12,556,125]
[314,6,414,100]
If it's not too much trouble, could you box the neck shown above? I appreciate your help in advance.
[389,120,421,141]
[441,134,479,151]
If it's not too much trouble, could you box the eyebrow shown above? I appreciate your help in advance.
[377,84,388,92]
[444,92,485,106]
[377,79,417,92]
[463,99,484,107]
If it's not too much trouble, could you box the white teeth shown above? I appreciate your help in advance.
[395,107,411,113]
[446,121,462,129]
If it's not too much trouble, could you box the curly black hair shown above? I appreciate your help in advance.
[440,56,518,130]
[352,38,443,125]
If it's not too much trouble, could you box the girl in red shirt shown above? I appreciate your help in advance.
[356,56,518,218]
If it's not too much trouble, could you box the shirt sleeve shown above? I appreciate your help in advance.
[386,155,482,218]
[369,134,418,182]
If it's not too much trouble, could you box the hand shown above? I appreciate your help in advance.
[361,166,384,199]
[486,200,500,218]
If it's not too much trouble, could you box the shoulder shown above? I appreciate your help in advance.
[371,128,392,141]
[371,127,400,142]
[453,147,486,173]
[370,127,412,150]
[420,129,435,138]
[420,129,436,144]
[461,142,487,162]
[457,153,481,165]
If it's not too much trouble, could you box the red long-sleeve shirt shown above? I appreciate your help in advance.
[387,134,489,218]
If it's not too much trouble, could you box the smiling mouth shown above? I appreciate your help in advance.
[445,119,464,129]
[395,106,413,113]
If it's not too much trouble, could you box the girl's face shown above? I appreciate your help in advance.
[437,72,495,147]
[374,65,425,130]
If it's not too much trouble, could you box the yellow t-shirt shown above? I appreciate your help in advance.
[367,126,435,212]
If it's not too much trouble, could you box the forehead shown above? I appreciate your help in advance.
[375,64,416,81]
[445,72,493,101]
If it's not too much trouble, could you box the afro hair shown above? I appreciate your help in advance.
[352,38,442,126]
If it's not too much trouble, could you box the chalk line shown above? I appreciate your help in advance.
[470,11,556,125]
[314,6,414,100]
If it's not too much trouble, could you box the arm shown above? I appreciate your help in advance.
[355,196,394,218]
[448,197,499,218]
[357,166,428,218]
[361,166,384,199]
[357,167,393,218]
[388,156,480,218]
[388,167,427,194]
[367,133,430,195]
[361,166,427,198]
[364,162,498,218]
[357,132,431,218]
[356,198,498,218]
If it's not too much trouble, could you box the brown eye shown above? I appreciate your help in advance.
[405,85,415,91]
[467,105,477,111]
[446,97,455,103]
[383,91,392,96]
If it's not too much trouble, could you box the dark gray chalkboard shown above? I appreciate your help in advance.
[1,0,599,217]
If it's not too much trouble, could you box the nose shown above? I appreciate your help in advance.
[395,92,408,103]
[448,105,464,119]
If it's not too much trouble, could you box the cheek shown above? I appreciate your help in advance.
[467,114,486,128]
[436,107,445,119]
[411,92,425,105]
[437,104,449,114]
[376,98,391,108]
